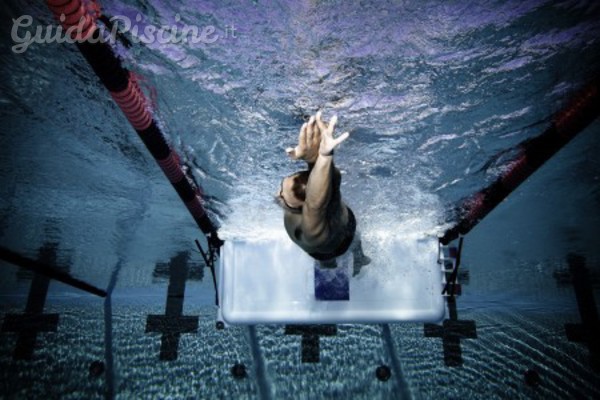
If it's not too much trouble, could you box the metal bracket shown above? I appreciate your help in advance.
[195,235,221,307]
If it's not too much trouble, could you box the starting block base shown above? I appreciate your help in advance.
[218,235,444,324]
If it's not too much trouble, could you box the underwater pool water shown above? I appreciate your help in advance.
[1,0,599,398]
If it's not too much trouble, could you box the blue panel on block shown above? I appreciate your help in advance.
[314,264,349,301]
[218,236,445,324]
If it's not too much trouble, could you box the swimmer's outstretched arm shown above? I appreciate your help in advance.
[302,115,349,236]
[286,113,322,167]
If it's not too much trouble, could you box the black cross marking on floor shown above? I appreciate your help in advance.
[146,252,198,361]
[1,243,61,360]
[564,253,600,371]
[284,324,337,363]
[424,297,477,367]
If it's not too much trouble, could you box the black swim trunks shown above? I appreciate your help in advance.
[309,207,356,261]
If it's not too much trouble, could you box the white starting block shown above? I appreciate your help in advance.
[217,235,445,324]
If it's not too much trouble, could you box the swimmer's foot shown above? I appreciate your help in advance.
[352,251,371,277]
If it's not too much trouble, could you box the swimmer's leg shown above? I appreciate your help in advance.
[319,259,338,269]
[352,235,371,277]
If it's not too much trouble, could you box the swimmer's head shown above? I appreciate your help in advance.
[276,171,309,212]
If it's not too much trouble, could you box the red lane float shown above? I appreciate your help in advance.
[440,77,600,245]
[110,78,153,131]
[45,0,221,241]
[157,153,185,183]
[47,0,96,40]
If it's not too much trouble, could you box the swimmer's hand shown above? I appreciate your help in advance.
[318,114,349,156]
[286,113,322,163]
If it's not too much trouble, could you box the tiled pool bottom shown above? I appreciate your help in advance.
[0,289,597,399]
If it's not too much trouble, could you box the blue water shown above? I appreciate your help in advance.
[1,0,599,398]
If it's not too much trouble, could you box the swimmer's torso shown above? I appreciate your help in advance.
[284,199,350,256]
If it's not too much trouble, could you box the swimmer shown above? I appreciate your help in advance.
[277,112,370,272]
